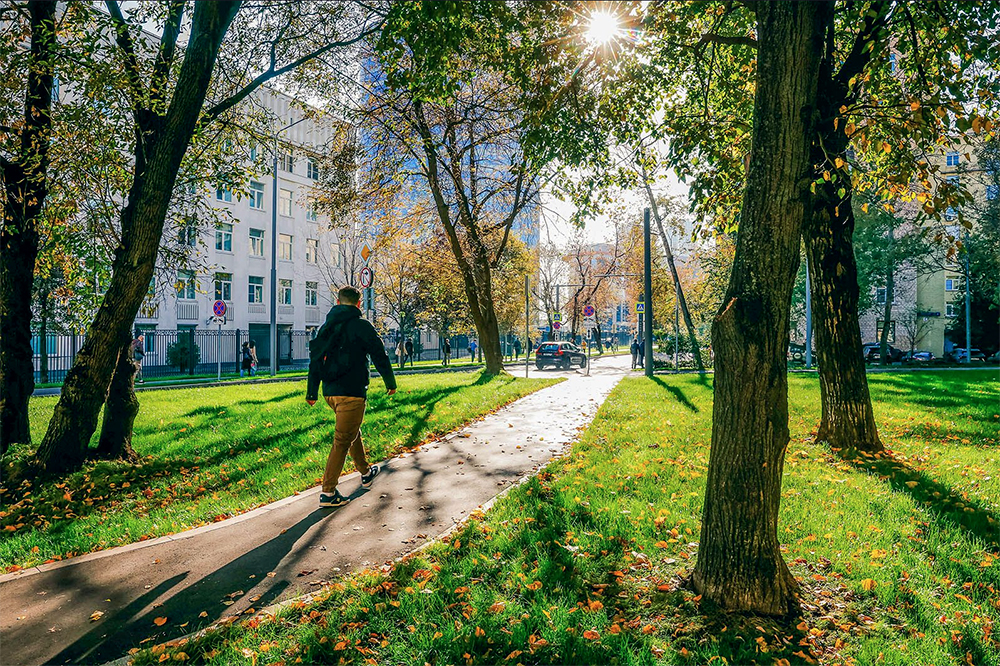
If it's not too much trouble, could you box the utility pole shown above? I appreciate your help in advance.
[643,208,653,378]
[805,256,813,369]
[964,227,972,363]
[524,275,530,378]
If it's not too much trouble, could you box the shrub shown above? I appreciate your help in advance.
[167,336,201,371]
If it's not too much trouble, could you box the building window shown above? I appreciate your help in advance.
[176,270,196,300]
[250,145,258,162]
[946,303,958,317]
[248,276,264,303]
[987,184,998,201]
[946,174,960,187]
[945,277,959,291]
[215,222,233,252]
[215,184,232,203]
[214,272,232,302]
[279,188,293,216]
[178,217,198,247]
[249,228,265,257]
[306,238,319,263]
[306,202,318,222]
[307,158,320,180]
[875,320,896,344]
[330,243,342,267]
[279,233,292,261]
[280,151,294,172]
[249,181,265,210]
[945,207,957,221]
[875,285,894,305]
[279,279,293,305]
[946,151,960,167]
[305,281,318,306]
[889,52,897,73]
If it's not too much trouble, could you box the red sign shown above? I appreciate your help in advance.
[212,300,227,317]
[359,266,374,288]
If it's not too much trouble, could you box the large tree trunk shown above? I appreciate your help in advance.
[0,0,57,455]
[644,183,705,371]
[95,336,140,462]
[33,1,240,474]
[692,0,827,615]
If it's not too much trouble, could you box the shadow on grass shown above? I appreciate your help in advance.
[847,455,1000,551]
[651,377,699,412]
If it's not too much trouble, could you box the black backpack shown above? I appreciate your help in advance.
[313,321,352,381]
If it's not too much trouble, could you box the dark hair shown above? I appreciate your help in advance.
[338,286,361,305]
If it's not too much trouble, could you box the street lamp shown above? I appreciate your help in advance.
[270,116,307,376]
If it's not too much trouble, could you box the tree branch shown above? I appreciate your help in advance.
[149,1,186,110]
[833,0,892,94]
[103,1,145,115]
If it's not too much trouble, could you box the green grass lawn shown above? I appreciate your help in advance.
[0,372,560,571]
[131,369,1000,666]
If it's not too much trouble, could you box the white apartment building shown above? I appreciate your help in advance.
[133,89,349,361]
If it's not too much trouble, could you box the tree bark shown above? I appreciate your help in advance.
[95,336,140,462]
[644,182,705,371]
[692,0,827,615]
[0,0,57,455]
[33,1,240,474]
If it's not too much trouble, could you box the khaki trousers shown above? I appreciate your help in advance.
[322,396,369,493]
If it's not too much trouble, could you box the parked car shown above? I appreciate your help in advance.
[946,348,986,363]
[534,342,587,370]
[788,342,816,364]
[862,342,903,363]
[902,350,935,363]
[989,350,1000,365]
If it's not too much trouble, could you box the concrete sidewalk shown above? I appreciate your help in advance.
[0,356,630,666]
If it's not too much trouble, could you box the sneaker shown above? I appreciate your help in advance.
[360,463,381,489]
[319,491,349,508]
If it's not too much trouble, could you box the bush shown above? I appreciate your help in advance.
[166,337,201,371]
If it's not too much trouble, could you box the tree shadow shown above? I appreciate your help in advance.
[45,510,329,665]
[651,377,700,413]
[846,454,1000,551]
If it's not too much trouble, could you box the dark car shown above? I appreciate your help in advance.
[535,342,587,370]
[902,350,935,363]
[946,348,986,363]
[788,342,816,364]
[863,342,903,363]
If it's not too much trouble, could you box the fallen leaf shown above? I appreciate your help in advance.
[583,629,600,640]
[153,616,168,626]
[89,611,104,622]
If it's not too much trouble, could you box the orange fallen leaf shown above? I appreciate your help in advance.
[153,616,168,626]
[583,629,600,640]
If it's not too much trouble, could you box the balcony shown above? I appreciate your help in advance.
[278,305,294,316]
[177,301,199,320]
[305,306,321,324]
[137,301,159,320]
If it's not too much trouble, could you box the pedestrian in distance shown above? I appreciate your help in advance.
[248,339,258,376]
[638,338,645,368]
[442,338,451,366]
[630,338,639,369]
[306,286,397,508]
[513,337,522,360]
[405,338,415,368]
[131,332,145,383]
[469,339,477,362]
[396,338,406,370]
[241,341,254,377]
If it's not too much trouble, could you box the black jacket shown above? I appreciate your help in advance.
[306,305,396,400]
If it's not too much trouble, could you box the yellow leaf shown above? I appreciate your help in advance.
[153,617,168,626]
[861,579,877,591]
[834,157,845,169]
[587,600,603,612]
[882,141,891,154]
[89,611,104,622]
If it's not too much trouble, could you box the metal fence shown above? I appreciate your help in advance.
[31,329,317,383]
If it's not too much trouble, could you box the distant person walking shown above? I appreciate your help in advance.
[442,338,451,366]
[513,337,522,360]
[469,339,477,363]
[638,338,645,368]
[405,338,415,367]
[630,338,639,369]
[307,286,397,508]
[248,340,258,375]
[396,338,406,370]
[241,341,253,377]
[131,332,145,383]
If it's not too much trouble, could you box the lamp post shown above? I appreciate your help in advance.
[270,116,307,376]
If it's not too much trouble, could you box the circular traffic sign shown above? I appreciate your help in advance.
[212,300,227,317]
[359,266,374,288]
[583,304,595,318]
[553,321,561,330]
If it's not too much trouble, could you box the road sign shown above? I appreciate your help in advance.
[582,304,595,318]
[213,300,227,317]
[359,266,374,288]
[360,242,373,264]
[552,312,563,323]
[636,302,645,314]
[553,321,561,330]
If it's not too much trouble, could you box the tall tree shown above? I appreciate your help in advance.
[0,0,57,454]
[691,1,827,613]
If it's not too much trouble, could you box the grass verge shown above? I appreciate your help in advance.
[129,369,1000,666]
[1,372,560,571]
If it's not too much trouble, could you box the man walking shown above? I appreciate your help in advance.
[131,332,146,383]
[638,338,645,369]
[405,338,415,367]
[306,286,397,508]
[513,337,522,360]
[630,338,639,369]
[442,337,451,366]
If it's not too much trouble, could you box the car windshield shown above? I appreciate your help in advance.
[539,343,558,351]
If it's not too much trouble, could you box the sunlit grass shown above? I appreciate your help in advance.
[0,372,560,570]
[129,369,1000,665]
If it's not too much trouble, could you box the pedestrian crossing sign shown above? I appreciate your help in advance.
[636,302,645,313]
